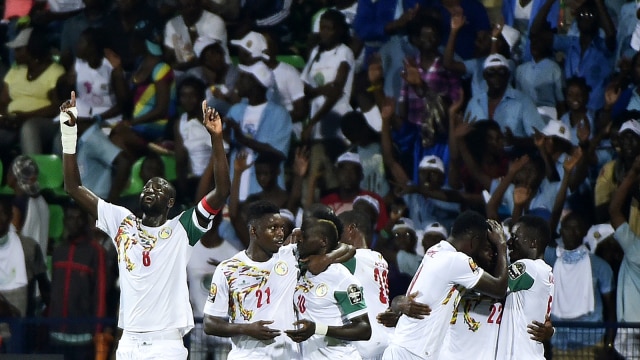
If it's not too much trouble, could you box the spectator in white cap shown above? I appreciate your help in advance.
[340,110,389,197]
[535,119,577,182]
[391,218,422,277]
[321,151,389,233]
[465,53,546,144]
[230,31,270,66]
[515,26,565,121]
[399,154,464,232]
[422,222,448,253]
[187,36,239,116]
[584,223,615,254]
[595,116,640,230]
[163,0,227,73]
[224,60,292,201]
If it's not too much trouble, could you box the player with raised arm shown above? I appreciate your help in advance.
[60,91,230,359]
[496,215,554,360]
[382,210,508,360]
[285,218,371,359]
[203,201,354,359]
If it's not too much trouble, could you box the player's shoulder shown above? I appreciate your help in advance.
[217,250,249,268]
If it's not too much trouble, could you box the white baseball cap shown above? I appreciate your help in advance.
[483,54,509,70]
[541,119,572,143]
[501,25,520,50]
[418,155,445,173]
[424,222,448,238]
[230,31,269,60]
[193,36,224,58]
[619,119,640,137]
[238,61,274,88]
[583,223,615,253]
[392,218,416,232]
[353,195,380,216]
[6,28,32,48]
[362,106,382,133]
[336,152,362,166]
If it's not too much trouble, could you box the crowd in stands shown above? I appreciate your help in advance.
[0,0,639,358]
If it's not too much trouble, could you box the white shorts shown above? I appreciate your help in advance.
[382,345,424,360]
[117,329,187,360]
[615,327,640,359]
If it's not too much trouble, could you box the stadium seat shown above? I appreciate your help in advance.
[277,55,305,70]
[161,155,177,182]
[32,154,63,190]
[48,204,64,245]
[121,157,145,197]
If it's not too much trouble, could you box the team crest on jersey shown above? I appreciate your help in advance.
[274,261,288,276]
[508,262,526,280]
[315,283,328,297]
[468,258,479,274]
[207,284,218,303]
[159,227,172,239]
[347,284,363,305]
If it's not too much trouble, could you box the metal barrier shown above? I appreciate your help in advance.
[1,318,638,359]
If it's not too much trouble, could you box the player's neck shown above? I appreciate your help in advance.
[140,213,168,227]
[246,244,273,262]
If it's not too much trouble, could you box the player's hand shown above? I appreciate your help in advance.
[244,320,281,340]
[60,91,77,126]
[487,219,507,249]
[284,319,316,343]
[396,292,431,319]
[202,101,222,136]
[234,151,253,174]
[527,315,554,342]
[376,308,401,327]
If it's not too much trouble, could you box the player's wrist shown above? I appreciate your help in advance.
[314,323,328,336]
[60,107,78,154]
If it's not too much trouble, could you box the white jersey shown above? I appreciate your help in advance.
[496,259,554,360]
[96,199,210,335]
[440,293,501,360]
[387,241,484,359]
[342,249,393,359]
[204,244,300,359]
[294,263,367,360]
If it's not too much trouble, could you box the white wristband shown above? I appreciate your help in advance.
[60,107,78,154]
[314,323,328,336]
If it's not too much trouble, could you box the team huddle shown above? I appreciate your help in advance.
[59,94,554,360]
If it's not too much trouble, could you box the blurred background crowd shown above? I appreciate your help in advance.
[0,0,640,358]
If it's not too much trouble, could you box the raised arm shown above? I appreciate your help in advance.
[195,102,231,228]
[471,219,508,299]
[61,91,101,218]
[443,10,467,75]
[486,156,529,220]
[530,0,556,36]
[609,156,640,229]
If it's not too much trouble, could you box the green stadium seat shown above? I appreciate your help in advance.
[277,55,305,70]
[121,157,145,197]
[31,154,63,190]
[161,155,177,182]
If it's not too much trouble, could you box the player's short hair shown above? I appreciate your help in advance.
[516,215,551,250]
[246,200,280,224]
[254,152,283,168]
[451,210,488,240]
[303,203,344,239]
[302,217,340,251]
[338,210,372,239]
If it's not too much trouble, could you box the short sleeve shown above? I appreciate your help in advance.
[507,261,535,292]
[203,264,231,317]
[614,222,640,258]
[96,199,134,239]
[449,253,485,289]
[283,66,305,102]
[152,63,173,83]
[334,276,367,320]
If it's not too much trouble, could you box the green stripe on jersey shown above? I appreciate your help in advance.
[507,262,535,292]
[179,207,206,246]
[334,284,366,316]
[342,257,357,275]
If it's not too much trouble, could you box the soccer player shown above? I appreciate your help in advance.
[203,201,353,359]
[285,218,371,359]
[339,210,393,360]
[382,211,508,360]
[60,92,230,359]
[496,215,554,360]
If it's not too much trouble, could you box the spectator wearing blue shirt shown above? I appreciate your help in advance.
[432,0,491,60]
[501,0,559,62]
[545,212,616,358]
[515,28,565,121]
[532,0,616,112]
[465,54,546,147]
